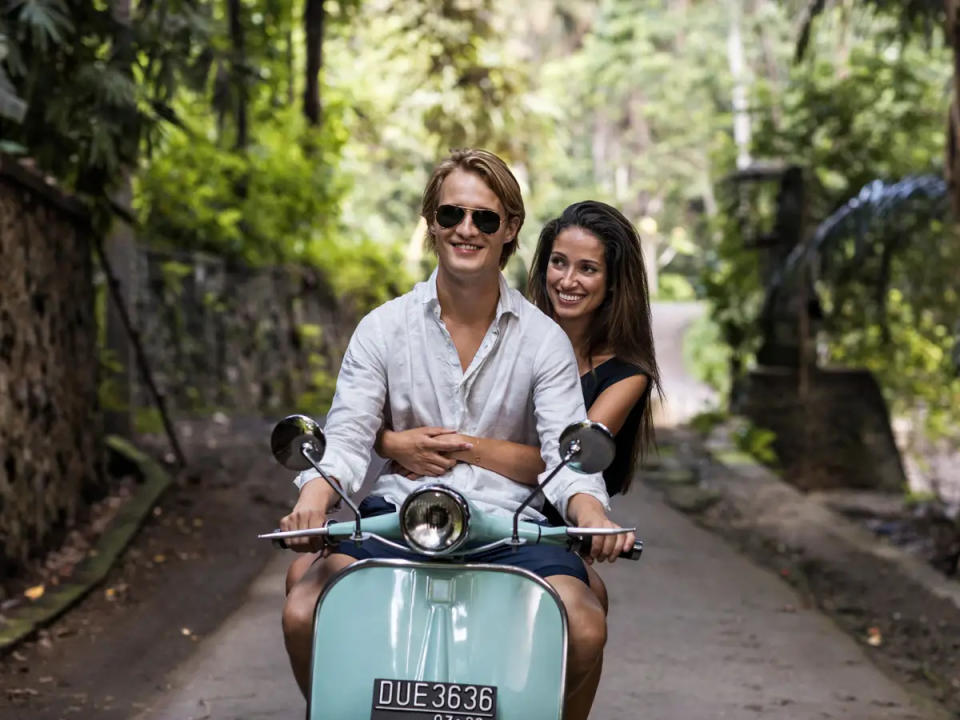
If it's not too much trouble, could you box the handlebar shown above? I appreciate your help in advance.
[267,528,644,560]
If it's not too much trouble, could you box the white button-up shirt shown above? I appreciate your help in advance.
[296,270,609,521]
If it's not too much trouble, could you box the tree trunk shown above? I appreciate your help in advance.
[303,0,325,126]
[228,0,248,149]
[946,0,960,216]
[727,0,752,171]
[287,27,295,107]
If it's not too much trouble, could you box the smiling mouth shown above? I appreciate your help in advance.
[556,292,585,303]
[451,241,483,252]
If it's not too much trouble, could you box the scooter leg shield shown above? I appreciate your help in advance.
[307,559,567,719]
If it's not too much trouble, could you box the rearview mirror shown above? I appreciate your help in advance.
[559,421,615,474]
[270,415,326,471]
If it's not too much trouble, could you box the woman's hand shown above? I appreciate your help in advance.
[566,493,636,564]
[380,427,473,477]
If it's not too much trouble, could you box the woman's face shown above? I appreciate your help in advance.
[545,226,608,323]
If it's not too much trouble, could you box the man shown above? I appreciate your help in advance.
[280,148,634,720]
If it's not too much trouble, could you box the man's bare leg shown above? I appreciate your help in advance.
[564,656,603,720]
[285,552,320,595]
[585,564,609,615]
[282,552,355,697]
[546,574,607,720]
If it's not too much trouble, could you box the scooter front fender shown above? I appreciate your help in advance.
[308,559,567,719]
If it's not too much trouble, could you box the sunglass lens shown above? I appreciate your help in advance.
[472,210,501,234]
[436,205,465,228]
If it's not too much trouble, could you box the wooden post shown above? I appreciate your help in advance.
[946,0,960,215]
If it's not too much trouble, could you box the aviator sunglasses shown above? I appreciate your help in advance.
[435,204,502,234]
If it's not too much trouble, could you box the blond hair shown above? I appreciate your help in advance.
[420,148,525,269]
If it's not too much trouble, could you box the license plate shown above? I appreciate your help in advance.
[370,678,497,719]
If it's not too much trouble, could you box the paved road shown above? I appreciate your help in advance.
[136,302,939,719]
[649,301,717,427]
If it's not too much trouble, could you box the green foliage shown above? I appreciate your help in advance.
[753,37,949,215]
[325,0,545,263]
[654,274,696,301]
[134,98,411,312]
[689,409,728,436]
[682,306,732,397]
[135,104,343,262]
[134,407,165,435]
[1,0,210,206]
[698,208,766,374]
[732,421,779,467]
[699,1,959,443]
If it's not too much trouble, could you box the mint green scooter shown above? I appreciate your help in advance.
[262,415,642,720]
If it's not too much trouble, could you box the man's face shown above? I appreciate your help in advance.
[431,169,518,280]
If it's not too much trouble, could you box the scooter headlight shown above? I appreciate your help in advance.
[399,485,470,555]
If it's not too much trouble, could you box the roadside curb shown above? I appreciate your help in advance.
[647,420,960,714]
[0,436,173,652]
[696,420,960,613]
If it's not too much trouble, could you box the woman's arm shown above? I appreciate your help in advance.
[377,427,544,484]
[586,375,649,435]
[377,427,472,477]
[445,435,545,487]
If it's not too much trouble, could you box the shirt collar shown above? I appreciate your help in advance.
[421,267,519,321]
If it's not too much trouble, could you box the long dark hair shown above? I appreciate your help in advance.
[528,200,663,489]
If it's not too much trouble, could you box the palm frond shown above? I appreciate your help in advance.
[76,63,138,108]
[794,0,945,61]
[11,0,74,53]
[0,64,27,122]
[764,174,949,330]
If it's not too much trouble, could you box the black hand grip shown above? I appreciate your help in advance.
[620,539,643,561]
[269,531,339,552]
[574,536,644,561]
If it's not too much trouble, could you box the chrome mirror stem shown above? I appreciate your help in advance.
[511,439,581,543]
[302,442,363,541]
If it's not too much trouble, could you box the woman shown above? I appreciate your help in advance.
[379,200,662,595]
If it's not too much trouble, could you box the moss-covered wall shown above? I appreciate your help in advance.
[0,162,102,577]
[119,248,355,427]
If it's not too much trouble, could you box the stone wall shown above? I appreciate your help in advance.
[114,246,356,428]
[0,159,102,575]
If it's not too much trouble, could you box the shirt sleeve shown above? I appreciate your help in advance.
[531,325,610,522]
[294,310,388,495]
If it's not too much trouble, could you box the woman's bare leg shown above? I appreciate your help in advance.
[546,574,607,720]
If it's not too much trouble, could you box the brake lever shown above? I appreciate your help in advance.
[262,521,340,551]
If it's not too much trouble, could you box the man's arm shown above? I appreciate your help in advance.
[294,311,389,494]
[531,326,610,522]
[282,312,389,550]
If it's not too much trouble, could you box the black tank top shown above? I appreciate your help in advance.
[542,357,650,524]
[581,357,650,496]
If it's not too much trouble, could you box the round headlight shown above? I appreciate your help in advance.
[400,485,470,555]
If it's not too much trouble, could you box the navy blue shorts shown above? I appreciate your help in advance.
[331,496,588,585]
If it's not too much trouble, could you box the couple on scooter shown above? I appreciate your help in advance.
[281,148,661,720]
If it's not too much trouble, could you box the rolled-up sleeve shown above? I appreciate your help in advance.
[294,311,388,495]
[531,325,610,522]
